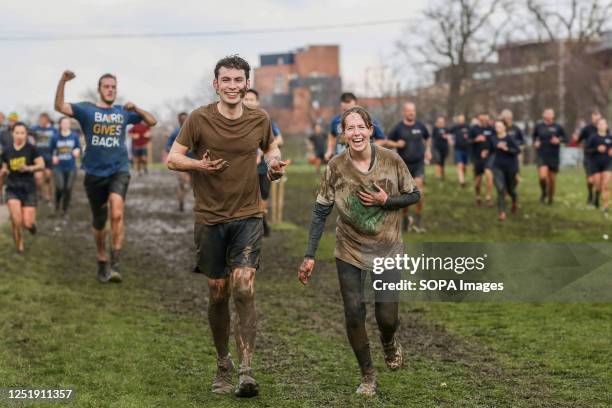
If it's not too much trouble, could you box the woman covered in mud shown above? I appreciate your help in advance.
[297,106,420,396]
[0,122,45,253]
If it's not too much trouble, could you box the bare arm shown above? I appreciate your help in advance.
[124,102,157,127]
[54,70,75,116]
[167,141,227,173]
[21,156,45,173]
[325,132,335,159]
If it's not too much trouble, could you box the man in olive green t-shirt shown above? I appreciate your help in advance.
[167,55,286,398]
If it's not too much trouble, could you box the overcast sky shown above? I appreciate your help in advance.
[1,0,424,121]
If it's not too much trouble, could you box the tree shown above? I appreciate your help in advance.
[525,0,612,125]
[397,0,510,118]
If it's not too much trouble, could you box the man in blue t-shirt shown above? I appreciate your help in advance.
[31,112,57,204]
[243,89,283,237]
[166,111,190,212]
[325,92,385,160]
[54,70,157,283]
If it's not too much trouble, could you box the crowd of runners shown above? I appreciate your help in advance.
[0,54,611,398]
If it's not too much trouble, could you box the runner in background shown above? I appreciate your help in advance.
[500,109,525,186]
[585,117,612,214]
[385,102,430,233]
[431,115,451,181]
[308,121,327,174]
[492,120,520,221]
[469,113,495,207]
[129,123,151,176]
[243,88,282,237]
[55,69,157,283]
[0,122,45,253]
[575,109,601,205]
[451,114,470,187]
[31,113,57,204]
[532,108,567,205]
[50,116,81,217]
[165,112,190,212]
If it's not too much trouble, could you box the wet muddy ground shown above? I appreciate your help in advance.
[31,169,567,405]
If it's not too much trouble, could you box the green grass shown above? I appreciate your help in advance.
[0,138,610,407]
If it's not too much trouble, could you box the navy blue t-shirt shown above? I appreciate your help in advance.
[507,124,525,146]
[388,121,430,164]
[532,122,567,157]
[469,124,496,160]
[50,131,81,172]
[71,102,142,177]
[451,124,470,151]
[587,133,612,163]
[493,135,521,173]
[31,125,57,159]
[330,114,385,155]
[579,124,598,155]
[432,126,450,149]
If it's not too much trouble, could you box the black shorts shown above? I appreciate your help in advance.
[432,146,448,165]
[406,161,425,179]
[537,154,560,173]
[584,157,595,176]
[591,158,612,173]
[6,183,37,207]
[42,155,53,170]
[84,172,130,220]
[473,158,486,176]
[133,147,148,158]
[193,217,263,279]
[258,173,271,200]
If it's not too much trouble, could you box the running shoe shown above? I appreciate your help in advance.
[234,367,259,398]
[356,370,377,396]
[212,355,234,395]
[382,336,404,371]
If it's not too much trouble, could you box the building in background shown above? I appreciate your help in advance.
[254,45,342,135]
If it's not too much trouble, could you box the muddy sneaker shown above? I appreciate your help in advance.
[212,355,234,395]
[97,261,110,283]
[109,250,122,283]
[382,336,404,371]
[234,367,259,398]
[356,370,377,396]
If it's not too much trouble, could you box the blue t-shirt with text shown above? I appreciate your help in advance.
[71,102,142,177]
[50,131,81,172]
[31,125,58,159]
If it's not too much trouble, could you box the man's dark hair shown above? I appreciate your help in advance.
[178,112,188,118]
[340,92,357,103]
[98,73,117,89]
[39,112,51,122]
[590,108,601,116]
[214,55,250,80]
[12,121,28,133]
[246,89,259,99]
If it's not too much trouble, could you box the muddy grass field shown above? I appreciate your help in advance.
[0,141,611,407]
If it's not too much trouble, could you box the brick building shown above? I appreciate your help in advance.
[254,45,342,135]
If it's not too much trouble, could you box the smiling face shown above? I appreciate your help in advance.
[344,112,373,153]
[214,67,250,108]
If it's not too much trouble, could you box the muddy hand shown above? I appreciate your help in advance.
[298,258,315,285]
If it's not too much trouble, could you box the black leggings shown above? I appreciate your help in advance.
[336,258,399,374]
[54,170,76,212]
[493,167,517,212]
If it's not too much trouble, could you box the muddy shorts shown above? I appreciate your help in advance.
[258,173,271,200]
[193,217,263,279]
[536,154,560,173]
